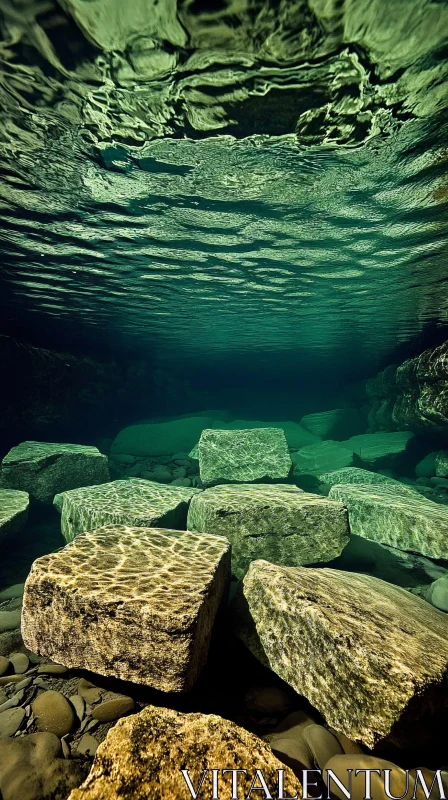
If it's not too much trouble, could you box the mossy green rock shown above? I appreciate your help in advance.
[234,561,448,748]
[292,441,354,475]
[0,490,29,541]
[339,431,414,468]
[329,483,448,559]
[198,428,292,486]
[188,484,349,579]
[436,451,448,477]
[54,479,201,543]
[300,409,363,441]
[223,419,319,449]
[1,442,109,504]
[111,417,214,457]
[318,467,418,497]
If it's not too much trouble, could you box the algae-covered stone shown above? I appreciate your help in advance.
[223,419,319,449]
[234,561,448,748]
[0,490,29,541]
[436,451,448,477]
[329,483,448,559]
[1,442,109,504]
[340,431,414,468]
[300,409,362,441]
[188,484,349,579]
[318,467,418,496]
[292,441,354,475]
[111,417,214,457]
[68,705,301,800]
[198,428,292,486]
[22,525,230,691]
[54,478,200,543]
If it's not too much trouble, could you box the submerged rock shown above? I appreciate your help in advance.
[22,525,230,691]
[54,478,201,543]
[292,440,354,475]
[0,490,29,541]
[68,705,301,800]
[188,483,349,579]
[234,561,448,748]
[1,442,109,504]
[329,483,448,559]
[198,427,292,486]
[223,419,319,449]
[300,409,363,441]
[367,341,448,436]
[0,732,86,800]
[318,466,418,496]
[436,451,448,477]
[111,417,214,457]
[415,452,437,478]
[339,431,415,468]
[426,576,448,612]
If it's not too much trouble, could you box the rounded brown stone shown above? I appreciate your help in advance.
[37,663,68,675]
[0,656,9,677]
[9,652,29,674]
[32,690,75,738]
[302,724,344,769]
[91,696,135,722]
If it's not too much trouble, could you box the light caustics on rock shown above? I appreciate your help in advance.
[0,0,447,370]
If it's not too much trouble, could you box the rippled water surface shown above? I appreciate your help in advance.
[0,0,447,373]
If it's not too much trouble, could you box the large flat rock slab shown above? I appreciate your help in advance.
[340,431,415,468]
[234,561,448,748]
[54,478,201,543]
[22,526,230,691]
[1,442,109,504]
[329,483,448,559]
[198,428,292,486]
[188,484,349,579]
[68,705,301,800]
[111,417,214,457]
[319,467,418,496]
[292,440,354,475]
[0,490,29,541]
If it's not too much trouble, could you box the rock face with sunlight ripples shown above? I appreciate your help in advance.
[198,428,292,486]
[188,483,349,579]
[21,526,230,691]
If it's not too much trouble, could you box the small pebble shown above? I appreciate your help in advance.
[9,652,29,674]
[13,676,32,692]
[33,677,51,689]
[37,662,68,675]
[61,737,71,759]
[32,690,75,738]
[92,696,135,722]
[69,694,85,723]
[0,655,9,677]
[0,689,25,713]
[0,706,25,737]
[76,733,99,757]
[77,678,103,704]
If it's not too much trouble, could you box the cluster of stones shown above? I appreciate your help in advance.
[108,451,200,487]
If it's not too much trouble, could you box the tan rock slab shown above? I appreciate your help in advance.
[91,696,135,722]
[68,705,302,800]
[234,561,448,748]
[22,525,231,691]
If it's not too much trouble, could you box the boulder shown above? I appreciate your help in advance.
[436,451,448,477]
[1,442,109,504]
[54,478,201,543]
[22,525,230,691]
[318,467,418,496]
[339,431,414,469]
[198,428,292,486]
[0,490,29,541]
[222,419,319,449]
[110,417,214,457]
[426,576,448,612]
[300,409,363,441]
[292,441,354,475]
[329,483,448,559]
[415,452,437,478]
[366,341,448,436]
[0,732,86,800]
[234,561,448,748]
[68,705,301,800]
[188,484,349,579]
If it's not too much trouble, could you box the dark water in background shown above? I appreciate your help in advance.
[0,0,447,397]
